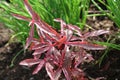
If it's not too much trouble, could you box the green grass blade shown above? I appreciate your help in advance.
[107,0,120,28]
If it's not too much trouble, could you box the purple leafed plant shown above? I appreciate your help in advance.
[12,0,109,80]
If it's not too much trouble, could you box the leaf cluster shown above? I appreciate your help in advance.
[12,0,109,80]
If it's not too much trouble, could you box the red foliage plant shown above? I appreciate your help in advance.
[12,0,109,80]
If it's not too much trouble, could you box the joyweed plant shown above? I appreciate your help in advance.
[12,0,109,80]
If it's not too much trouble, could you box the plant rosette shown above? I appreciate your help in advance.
[12,0,109,80]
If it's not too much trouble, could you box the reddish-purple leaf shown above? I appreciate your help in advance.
[62,68,71,80]
[31,43,48,50]
[12,13,31,21]
[45,62,55,80]
[54,18,82,37]
[44,33,57,42]
[64,29,73,41]
[24,0,38,20]
[53,36,66,50]
[67,24,82,37]
[35,22,55,36]
[33,54,41,59]
[35,21,60,40]
[84,30,110,39]
[70,35,81,41]
[32,60,45,74]
[25,23,34,49]
[33,46,50,55]
[66,41,106,50]
[54,18,66,36]
[54,69,62,80]
[19,59,41,67]
[52,47,61,62]
[40,21,60,38]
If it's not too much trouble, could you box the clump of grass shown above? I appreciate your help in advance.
[0,0,30,44]
[107,0,120,28]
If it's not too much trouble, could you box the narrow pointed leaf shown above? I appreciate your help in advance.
[62,68,71,80]
[84,30,110,38]
[33,46,49,55]
[54,18,66,36]
[32,60,45,74]
[12,13,31,21]
[31,43,48,50]
[44,33,57,42]
[54,69,62,80]
[66,41,106,50]
[24,0,37,19]
[45,62,55,80]
[65,29,73,41]
[19,59,40,67]
[25,24,34,49]
[67,24,82,37]
[41,21,60,38]
[54,18,82,36]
